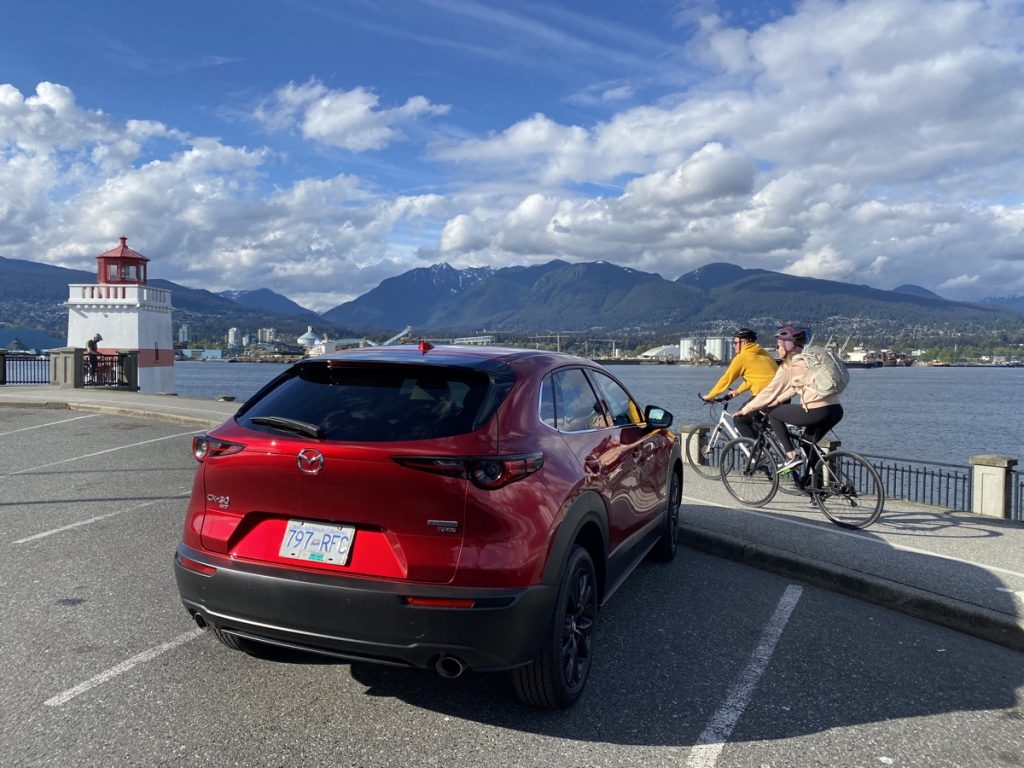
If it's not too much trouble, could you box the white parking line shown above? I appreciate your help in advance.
[8,430,200,475]
[682,493,1024,581]
[0,413,100,437]
[996,588,1024,600]
[44,629,205,707]
[12,499,167,544]
[686,585,803,768]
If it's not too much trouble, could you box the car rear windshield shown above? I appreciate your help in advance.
[237,362,501,442]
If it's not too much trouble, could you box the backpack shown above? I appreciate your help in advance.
[799,345,850,396]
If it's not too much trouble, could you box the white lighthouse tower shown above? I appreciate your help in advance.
[66,236,174,393]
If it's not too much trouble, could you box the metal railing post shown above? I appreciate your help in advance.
[969,455,1018,519]
[681,424,710,468]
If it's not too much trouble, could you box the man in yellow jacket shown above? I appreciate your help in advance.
[702,327,777,438]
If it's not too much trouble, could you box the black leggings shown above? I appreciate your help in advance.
[767,403,844,454]
[734,397,792,440]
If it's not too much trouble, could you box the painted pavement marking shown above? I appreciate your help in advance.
[7,430,200,476]
[0,413,100,437]
[686,584,803,768]
[11,499,180,544]
[44,629,205,707]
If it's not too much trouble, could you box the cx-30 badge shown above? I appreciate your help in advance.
[296,449,324,475]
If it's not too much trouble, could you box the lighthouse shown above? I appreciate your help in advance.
[66,236,174,393]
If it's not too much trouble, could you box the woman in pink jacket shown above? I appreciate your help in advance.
[734,324,844,473]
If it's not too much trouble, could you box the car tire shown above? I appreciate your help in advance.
[512,545,598,709]
[211,626,253,653]
[652,470,681,562]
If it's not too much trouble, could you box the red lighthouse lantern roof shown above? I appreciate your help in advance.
[97,235,149,285]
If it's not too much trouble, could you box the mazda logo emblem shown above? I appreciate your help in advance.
[296,449,324,475]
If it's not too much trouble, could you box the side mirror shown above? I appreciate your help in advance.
[645,405,673,429]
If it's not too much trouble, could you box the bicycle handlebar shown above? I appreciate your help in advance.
[698,392,733,405]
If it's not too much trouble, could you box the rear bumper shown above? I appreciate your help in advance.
[173,544,556,671]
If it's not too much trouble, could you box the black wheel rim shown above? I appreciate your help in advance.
[669,475,680,549]
[561,566,596,689]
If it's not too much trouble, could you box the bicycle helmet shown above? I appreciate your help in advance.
[775,323,807,351]
[733,327,757,342]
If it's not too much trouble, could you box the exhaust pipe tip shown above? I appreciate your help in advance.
[435,655,466,679]
[192,612,208,630]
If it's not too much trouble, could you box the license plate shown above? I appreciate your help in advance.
[279,520,355,565]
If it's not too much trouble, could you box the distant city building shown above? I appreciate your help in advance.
[178,348,224,360]
[679,338,702,361]
[258,328,277,343]
[297,326,319,349]
[242,334,251,348]
[227,327,240,347]
[640,344,680,360]
[178,324,190,344]
[705,337,732,363]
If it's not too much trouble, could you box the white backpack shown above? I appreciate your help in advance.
[800,346,850,396]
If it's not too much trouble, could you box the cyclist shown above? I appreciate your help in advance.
[733,323,844,474]
[701,327,777,440]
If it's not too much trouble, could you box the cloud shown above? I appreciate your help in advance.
[255,79,449,151]
[4,0,1024,313]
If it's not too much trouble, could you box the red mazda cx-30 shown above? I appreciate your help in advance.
[174,344,682,708]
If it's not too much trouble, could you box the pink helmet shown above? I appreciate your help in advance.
[775,323,807,346]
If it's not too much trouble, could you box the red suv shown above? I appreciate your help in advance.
[174,344,682,708]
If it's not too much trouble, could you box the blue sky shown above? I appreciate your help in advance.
[2,0,1023,312]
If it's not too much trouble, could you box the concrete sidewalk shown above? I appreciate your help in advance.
[2,385,1023,654]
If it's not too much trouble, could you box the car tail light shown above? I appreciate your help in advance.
[405,597,475,608]
[192,434,245,462]
[176,552,217,576]
[392,452,544,490]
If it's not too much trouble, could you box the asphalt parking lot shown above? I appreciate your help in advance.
[2,406,1022,768]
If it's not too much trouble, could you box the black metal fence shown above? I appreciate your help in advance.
[84,353,129,388]
[0,352,50,385]
[856,453,973,513]
[1013,470,1024,523]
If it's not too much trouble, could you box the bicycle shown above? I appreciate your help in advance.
[686,394,741,479]
[718,415,885,529]
[688,394,805,496]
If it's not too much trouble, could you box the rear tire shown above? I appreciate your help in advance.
[685,427,720,479]
[720,438,779,507]
[811,450,884,529]
[211,626,254,653]
[652,470,681,562]
[512,546,598,709]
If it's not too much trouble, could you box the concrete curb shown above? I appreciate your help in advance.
[680,523,1024,654]
[60,404,222,430]
[0,398,225,430]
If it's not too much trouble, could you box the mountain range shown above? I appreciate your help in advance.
[320,259,1024,340]
[2,254,1022,345]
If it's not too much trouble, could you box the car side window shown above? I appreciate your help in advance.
[540,376,557,428]
[589,370,643,427]
[550,368,610,432]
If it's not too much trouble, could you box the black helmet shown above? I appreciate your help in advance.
[733,327,757,342]
[776,323,807,347]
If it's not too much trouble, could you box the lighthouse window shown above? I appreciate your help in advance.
[108,264,118,280]
[127,265,137,280]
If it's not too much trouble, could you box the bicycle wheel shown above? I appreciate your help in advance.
[685,426,721,479]
[809,450,885,529]
[720,437,779,507]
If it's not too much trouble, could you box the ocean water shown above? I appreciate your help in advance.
[171,360,1023,467]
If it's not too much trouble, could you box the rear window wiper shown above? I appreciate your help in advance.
[248,416,322,439]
